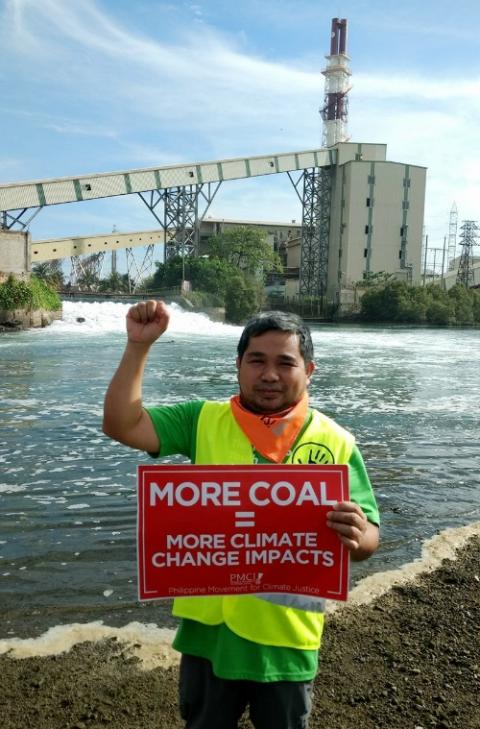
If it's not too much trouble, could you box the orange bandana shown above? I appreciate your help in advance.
[230,393,309,463]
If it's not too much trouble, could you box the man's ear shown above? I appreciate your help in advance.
[235,356,240,372]
[306,360,315,384]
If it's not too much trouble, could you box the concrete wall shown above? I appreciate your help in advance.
[0,229,31,282]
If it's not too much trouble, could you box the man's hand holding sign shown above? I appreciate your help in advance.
[327,499,375,557]
[103,301,380,729]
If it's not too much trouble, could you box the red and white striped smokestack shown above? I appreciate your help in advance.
[321,18,351,147]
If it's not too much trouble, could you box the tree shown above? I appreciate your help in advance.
[448,284,474,325]
[208,226,282,278]
[77,271,100,292]
[32,261,64,289]
[361,280,426,323]
[360,279,479,326]
[472,289,480,324]
[225,276,259,324]
[152,256,240,299]
[361,280,411,321]
[426,301,452,325]
[98,272,132,293]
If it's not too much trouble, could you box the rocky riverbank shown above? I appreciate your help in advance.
[1,534,479,729]
[0,307,62,331]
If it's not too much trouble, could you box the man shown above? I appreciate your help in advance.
[103,301,380,729]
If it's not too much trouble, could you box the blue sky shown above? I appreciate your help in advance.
[1,0,479,258]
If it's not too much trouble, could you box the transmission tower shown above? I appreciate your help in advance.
[456,220,479,287]
[70,252,106,289]
[447,202,458,270]
[126,246,154,293]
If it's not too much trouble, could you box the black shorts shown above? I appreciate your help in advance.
[179,653,313,729]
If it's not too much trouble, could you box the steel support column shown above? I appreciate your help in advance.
[164,186,199,259]
[299,167,332,301]
[138,182,221,261]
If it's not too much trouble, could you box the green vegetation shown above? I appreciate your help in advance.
[152,256,236,301]
[32,260,64,289]
[208,226,282,276]
[151,227,282,323]
[98,272,133,293]
[0,275,62,312]
[360,280,480,326]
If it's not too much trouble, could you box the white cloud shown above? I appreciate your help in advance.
[355,72,480,102]
[44,122,117,139]
[356,11,480,43]
[350,79,480,239]
[2,0,322,153]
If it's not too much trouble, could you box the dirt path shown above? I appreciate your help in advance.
[1,536,479,729]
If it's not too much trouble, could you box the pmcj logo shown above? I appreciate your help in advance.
[230,572,263,586]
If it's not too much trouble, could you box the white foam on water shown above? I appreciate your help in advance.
[1,522,479,669]
[0,621,178,671]
[327,520,480,614]
[51,300,240,337]
[0,484,26,493]
[0,399,40,407]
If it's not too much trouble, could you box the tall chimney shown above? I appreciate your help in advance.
[321,18,351,147]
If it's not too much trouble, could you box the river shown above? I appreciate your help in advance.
[1,301,479,651]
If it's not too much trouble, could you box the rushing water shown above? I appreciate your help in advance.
[1,301,479,648]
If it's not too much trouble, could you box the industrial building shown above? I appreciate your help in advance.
[283,142,426,309]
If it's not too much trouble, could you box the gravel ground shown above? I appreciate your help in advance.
[1,535,479,729]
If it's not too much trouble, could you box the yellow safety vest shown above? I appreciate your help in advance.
[172,400,355,650]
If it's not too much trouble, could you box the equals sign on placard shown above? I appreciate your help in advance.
[235,511,256,528]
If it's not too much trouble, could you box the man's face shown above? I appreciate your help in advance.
[236,330,315,414]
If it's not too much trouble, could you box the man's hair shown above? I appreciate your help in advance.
[237,311,314,364]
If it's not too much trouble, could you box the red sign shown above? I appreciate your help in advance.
[137,464,349,602]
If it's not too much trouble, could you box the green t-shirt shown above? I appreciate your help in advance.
[145,400,380,681]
